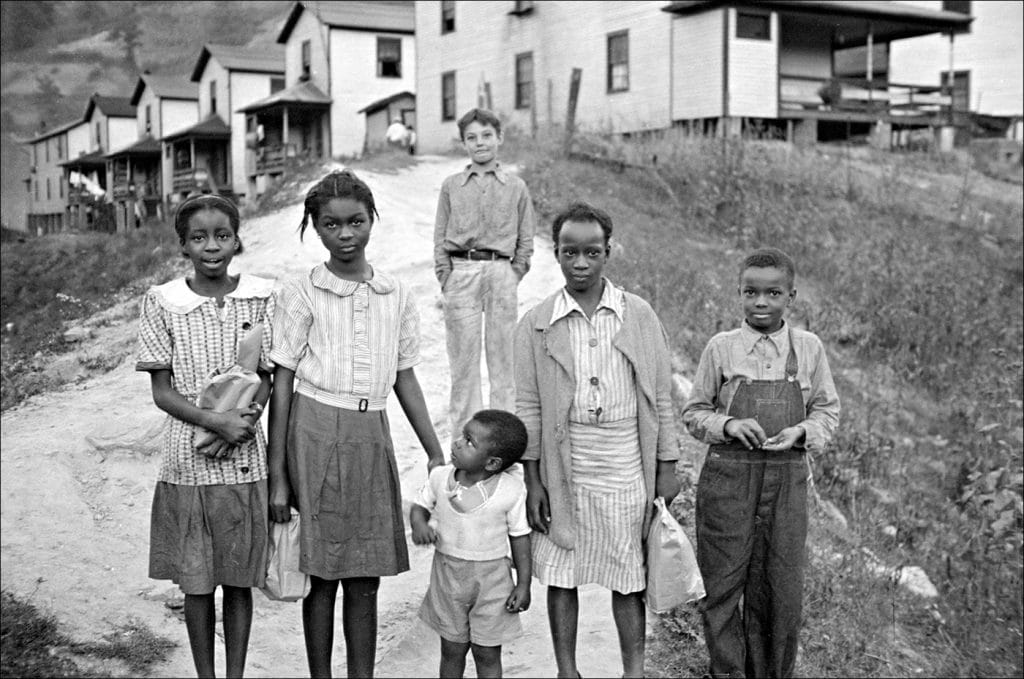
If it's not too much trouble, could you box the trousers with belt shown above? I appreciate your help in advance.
[442,257,518,435]
[697,335,808,678]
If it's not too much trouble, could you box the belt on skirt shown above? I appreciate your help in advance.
[296,381,386,411]
[448,249,509,261]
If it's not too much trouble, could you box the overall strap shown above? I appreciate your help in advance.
[785,324,798,380]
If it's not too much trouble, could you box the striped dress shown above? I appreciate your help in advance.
[532,285,647,594]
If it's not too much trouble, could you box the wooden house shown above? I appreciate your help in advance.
[163,44,284,203]
[413,0,971,153]
[103,73,198,229]
[241,0,415,194]
[889,0,1023,141]
[23,119,78,234]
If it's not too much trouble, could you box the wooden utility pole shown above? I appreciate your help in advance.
[564,68,582,155]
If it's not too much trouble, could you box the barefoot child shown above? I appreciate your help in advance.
[682,247,840,678]
[136,193,275,678]
[267,170,445,678]
[410,409,532,679]
[515,202,680,678]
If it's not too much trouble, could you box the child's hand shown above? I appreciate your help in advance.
[723,417,766,450]
[209,409,256,446]
[761,426,805,451]
[411,522,438,545]
[505,582,531,613]
[269,477,292,523]
[196,434,236,460]
[655,462,681,505]
[525,480,551,534]
[427,454,445,473]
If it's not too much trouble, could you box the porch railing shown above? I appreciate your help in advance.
[112,176,160,200]
[779,74,951,120]
[255,143,324,175]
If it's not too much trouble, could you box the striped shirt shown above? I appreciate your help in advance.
[550,280,639,425]
[269,264,420,410]
[135,274,275,485]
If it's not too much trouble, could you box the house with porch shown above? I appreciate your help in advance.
[413,0,970,153]
[163,44,284,204]
[241,0,415,195]
[103,73,199,230]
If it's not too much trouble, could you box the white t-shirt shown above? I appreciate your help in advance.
[414,465,530,561]
[386,121,408,143]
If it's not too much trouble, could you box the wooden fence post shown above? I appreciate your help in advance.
[564,68,582,156]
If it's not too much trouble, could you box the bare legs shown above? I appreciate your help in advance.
[546,586,646,678]
[183,586,254,678]
[439,639,503,678]
[303,575,380,678]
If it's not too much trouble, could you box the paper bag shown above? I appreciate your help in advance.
[261,511,310,602]
[645,496,705,613]
[195,323,263,445]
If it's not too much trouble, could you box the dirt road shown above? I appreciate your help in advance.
[0,156,635,677]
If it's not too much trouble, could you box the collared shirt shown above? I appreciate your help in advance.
[550,280,639,424]
[269,264,420,407]
[433,162,536,282]
[681,321,840,453]
[135,274,276,485]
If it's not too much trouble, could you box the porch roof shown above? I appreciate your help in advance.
[357,90,414,115]
[106,136,162,159]
[161,115,231,142]
[662,1,973,46]
[59,150,107,169]
[238,81,332,113]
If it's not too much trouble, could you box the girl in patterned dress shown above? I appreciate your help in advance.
[267,170,445,678]
[514,202,681,678]
[136,193,275,678]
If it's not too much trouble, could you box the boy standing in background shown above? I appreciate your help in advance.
[434,108,536,438]
[682,247,839,678]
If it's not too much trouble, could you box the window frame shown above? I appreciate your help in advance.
[606,30,629,94]
[441,0,455,34]
[210,80,217,114]
[735,11,771,40]
[271,76,285,93]
[301,39,312,79]
[145,104,152,134]
[441,70,456,121]
[377,37,402,78]
[515,52,533,110]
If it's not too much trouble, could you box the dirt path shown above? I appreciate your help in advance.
[0,156,632,677]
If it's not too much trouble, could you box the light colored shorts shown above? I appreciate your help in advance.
[418,551,523,646]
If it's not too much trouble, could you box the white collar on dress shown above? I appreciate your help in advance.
[309,263,396,297]
[151,274,274,314]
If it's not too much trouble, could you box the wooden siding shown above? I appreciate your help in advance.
[66,123,90,160]
[229,71,277,195]
[672,9,724,120]
[727,8,778,118]
[329,29,416,157]
[26,135,66,218]
[285,9,331,95]
[889,0,1023,117]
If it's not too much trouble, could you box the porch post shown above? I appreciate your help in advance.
[947,32,955,125]
[866,23,873,107]
[283,107,290,151]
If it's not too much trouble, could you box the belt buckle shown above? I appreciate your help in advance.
[358,398,368,412]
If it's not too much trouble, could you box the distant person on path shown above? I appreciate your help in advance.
[514,202,680,678]
[435,107,536,439]
[410,409,533,678]
[386,116,410,149]
[406,125,416,155]
[682,247,840,678]
[267,170,445,678]
[136,193,275,678]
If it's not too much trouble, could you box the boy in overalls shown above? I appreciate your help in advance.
[682,247,840,678]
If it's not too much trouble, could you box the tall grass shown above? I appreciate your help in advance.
[512,126,1023,676]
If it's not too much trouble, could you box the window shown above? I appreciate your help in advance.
[95,122,102,150]
[515,52,533,109]
[377,37,401,78]
[441,71,456,121]
[210,81,217,114]
[441,0,455,33]
[301,40,311,80]
[736,12,770,40]
[34,179,38,201]
[607,31,629,93]
[942,1,971,33]
[510,1,534,15]
[145,105,152,134]
[32,145,37,167]
[46,177,51,200]
[57,136,63,160]
[942,69,970,111]
[271,77,285,93]
[45,139,50,162]
[165,144,171,159]
[59,178,63,198]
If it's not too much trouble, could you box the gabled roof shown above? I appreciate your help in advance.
[662,1,972,45]
[190,43,285,82]
[83,94,136,120]
[357,90,414,115]
[239,80,332,113]
[161,114,232,142]
[106,136,162,158]
[131,73,198,105]
[278,1,414,43]
[23,118,83,144]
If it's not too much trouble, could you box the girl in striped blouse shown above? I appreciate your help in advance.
[267,170,445,678]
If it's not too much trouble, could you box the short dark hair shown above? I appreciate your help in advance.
[457,108,502,140]
[551,202,613,246]
[741,247,796,287]
[174,193,243,253]
[471,409,528,471]
[298,169,379,240]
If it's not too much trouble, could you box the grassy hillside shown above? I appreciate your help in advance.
[0,0,288,230]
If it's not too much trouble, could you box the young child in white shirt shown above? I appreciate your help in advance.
[411,409,532,679]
